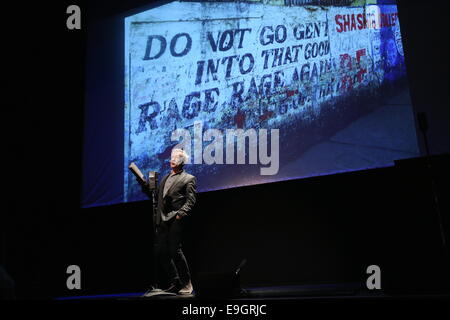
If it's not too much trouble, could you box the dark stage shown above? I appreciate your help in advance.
[54,283,450,301]
[2,0,450,311]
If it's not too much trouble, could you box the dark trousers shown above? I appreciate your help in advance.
[155,217,191,287]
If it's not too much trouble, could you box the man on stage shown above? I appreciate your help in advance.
[143,148,197,295]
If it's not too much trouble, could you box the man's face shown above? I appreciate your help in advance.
[170,153,181,169]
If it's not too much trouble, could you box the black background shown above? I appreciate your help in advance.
[3,0,450,300]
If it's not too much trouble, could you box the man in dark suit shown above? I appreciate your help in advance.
[146,148,197,295]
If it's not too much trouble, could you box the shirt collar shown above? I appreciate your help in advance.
[170,169,184,177]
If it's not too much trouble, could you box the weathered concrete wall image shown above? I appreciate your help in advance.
[124,1,419,202]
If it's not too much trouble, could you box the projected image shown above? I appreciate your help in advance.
[124,0,419,203]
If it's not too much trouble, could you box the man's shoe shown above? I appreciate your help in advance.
[163,282,181,294]
[142,288,164,297]
[178,281,194,295]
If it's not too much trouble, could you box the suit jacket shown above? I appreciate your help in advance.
[156,170,196,225]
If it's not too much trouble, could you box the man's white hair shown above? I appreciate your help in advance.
[171,148,189,166]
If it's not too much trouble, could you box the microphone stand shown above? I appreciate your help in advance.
[417,112,448,263]
[142,187,162,296]
[142,172,176,297]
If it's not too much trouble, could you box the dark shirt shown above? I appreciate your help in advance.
[163,170,183,198]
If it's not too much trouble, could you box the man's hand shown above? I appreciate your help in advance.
[176,214,182,220]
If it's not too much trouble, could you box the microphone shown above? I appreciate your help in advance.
[148,171,159,190]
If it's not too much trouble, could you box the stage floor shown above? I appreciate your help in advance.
[55,283,450,301]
